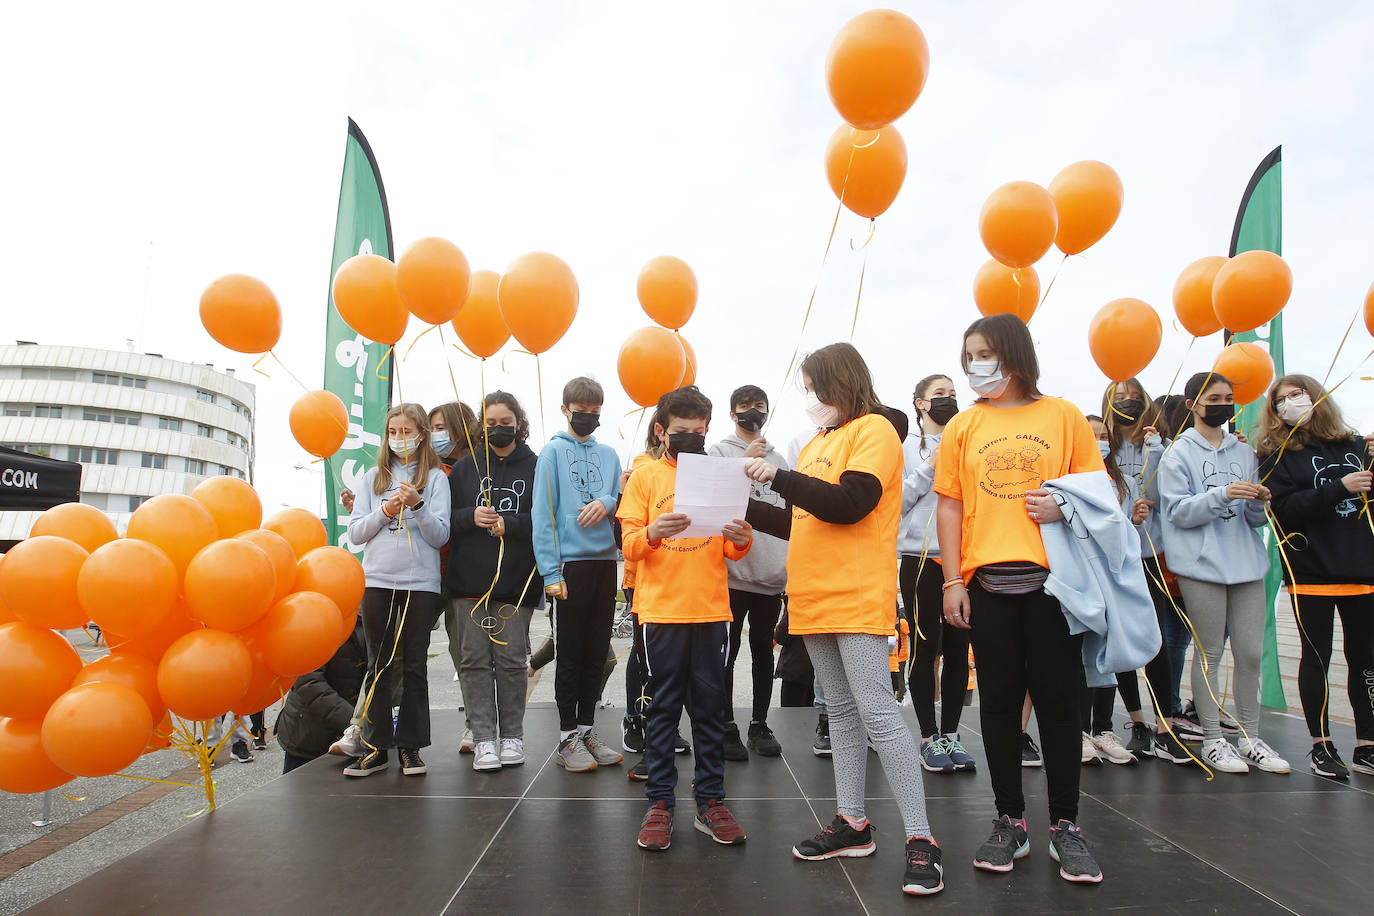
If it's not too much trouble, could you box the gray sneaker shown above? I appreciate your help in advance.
[1049,820,1103,883]
[556,733,597,772]
[582,727,623,766]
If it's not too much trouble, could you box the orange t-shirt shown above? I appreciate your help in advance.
[620,452,657,592]
[616,455,750,625]
[1289,583,1374,597]
[889,617,910,672]
[786,413,903,637]
[933,397,1104,583]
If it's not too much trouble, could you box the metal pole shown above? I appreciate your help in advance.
[31,790,52,828]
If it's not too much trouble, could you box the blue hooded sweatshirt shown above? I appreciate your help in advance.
[1157,428,1269,585]
[532,430,622,589]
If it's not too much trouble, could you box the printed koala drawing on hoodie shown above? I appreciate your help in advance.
[1202,459,1246,520]
[1312,452,1364,518]
[479,477,526,514]
[565,449,602,505]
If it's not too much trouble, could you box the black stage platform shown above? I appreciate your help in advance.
[31,706,1369,914]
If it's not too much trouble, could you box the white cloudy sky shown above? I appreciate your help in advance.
[4,1,1372,512]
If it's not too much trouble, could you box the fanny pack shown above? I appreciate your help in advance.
[975,561,1049,595]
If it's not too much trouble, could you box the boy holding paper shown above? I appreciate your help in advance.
[617,385,755,851]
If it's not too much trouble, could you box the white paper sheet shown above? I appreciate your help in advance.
[672,453,751,539]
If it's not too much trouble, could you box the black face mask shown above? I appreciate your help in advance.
[734,408,766,433]
[485,425,517,448]
[1198,404,1233,429]
[568,411,600,437]
[925,396,959,426]
[1112,398,1145,425]
[667,432,706,457]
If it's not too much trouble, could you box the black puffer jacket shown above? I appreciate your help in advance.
[275,622,367,759]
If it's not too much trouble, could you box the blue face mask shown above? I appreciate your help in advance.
[430,431,453,457]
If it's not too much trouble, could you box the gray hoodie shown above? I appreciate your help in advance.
[346,461,451,594]
[1157,428,1269,585]
[708,433,789,594]
[1113,436,1166,558]
[899,432,940,557]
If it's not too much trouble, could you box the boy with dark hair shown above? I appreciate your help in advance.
[533,376,625,772]
[618,386,754,851]
[708,385,790,759]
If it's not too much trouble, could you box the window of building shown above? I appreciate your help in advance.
[196,424,213,438]
[33,405,63,418]
[218,464,234,476]
[83,410,111,423]
[141,453,166,470]
[71,447,118,465]
[92,372,115,385]
[26,444,54,458]
[186,458,206,475]
[129,495,150,511]
[158,417,182,432]
[195,390,215,404]
[2,406,32,417]
[115,413,138,425]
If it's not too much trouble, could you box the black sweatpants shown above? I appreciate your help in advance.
[360,588,439,750]
[900,555,971,737]
[1138,558,1179,724]
[1080,679,1117,735]
[1293,592,1374,741]
[724,589,782,724]
[644,620,728,810]
[969,579,1083,824]
[553,559,617,731]
[623,588,651,720]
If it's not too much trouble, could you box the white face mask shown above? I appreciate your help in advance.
[1278,393,1313,427]
[967,359,1010,398]
[1097,440,1111,458]
[389,435,421,457]
[804,390,841,429]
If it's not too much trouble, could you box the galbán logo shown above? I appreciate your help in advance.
[978,434,1052,498]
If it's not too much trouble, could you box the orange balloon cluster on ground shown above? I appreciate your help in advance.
[0,482,365,794]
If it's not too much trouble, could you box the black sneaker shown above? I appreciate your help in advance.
[674,730,691,755]
[622,716,646,754]
[1309,741,1350,780]
[1352,745,1374,776]
[973,815,1029,872]
[628,756,648,781]
[343,748,389,777]
[813,713,832,757]
[747,721,781,757]
[253,736,269,751]
[1125,722,1154,758]
[1020,732,1042,768]
[1153,728,1194,765]
[230,740,254,763]
[792,814,876,860]
[1049,820,1103,883]
[903,838,944,896]
[723,722,749,761]
[399,748,427,775]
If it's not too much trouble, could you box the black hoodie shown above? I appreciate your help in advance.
[1258,436,1374,586]
[447,442,541,606]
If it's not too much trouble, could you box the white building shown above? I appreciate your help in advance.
[0,342,255,542]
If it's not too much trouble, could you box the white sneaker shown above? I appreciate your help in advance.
[1081,732,1101,765]
[473,740,501,771]
[1239,737,1290,774]
[328,724,365,757]
[1203,738,1250,774]
[459,729,475,754]
[499,737,525,767]
[1091,730,1137,765]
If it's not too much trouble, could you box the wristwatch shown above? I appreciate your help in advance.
[412,499,425,512]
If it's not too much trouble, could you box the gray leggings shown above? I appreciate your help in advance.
[1177,576,1266,742]
[805,633,930,839]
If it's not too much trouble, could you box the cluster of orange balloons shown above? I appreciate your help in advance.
[1172,250,1293,339]
[619,258,699,407]
[0,482,364,793]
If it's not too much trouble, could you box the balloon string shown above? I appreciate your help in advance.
[500,348,536,375]
[251,353,272,379]
[1257,347,1374,484]
[1265,509,1332,741]
[1036,252,1070,309]
[620,406,648,465]
[451,342,479,361]
[435,325,487,482]
[402,323,438,361]
[849,218,876,251]
[848,242,870,342]
[266,350,312,393]
[375,345,395,382]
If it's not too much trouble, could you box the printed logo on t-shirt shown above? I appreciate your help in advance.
[1311,452,1363,518]
[479,476,526,513]
[978,434,1052,498]
[1201,460,1243,520]
[564,448,603,505]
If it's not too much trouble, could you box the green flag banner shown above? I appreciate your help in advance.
[323,118,394,553]
[1226,145,1287,709]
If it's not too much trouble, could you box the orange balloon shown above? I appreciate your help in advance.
[106,598,196,659]
[1214,342,1275,405]
[825,9,930,130]
[824,125,908,219]
[498,252,578,354]
[191,475,262,538]
[233,642,285,716]
[236,528,297,602]
[0,717,72,794]
[973,260,1040,323]
[77,538,177,638]
[199,274,282,354]
[257,591,343,678]
[332,253,409,345]
[289,389,349,458]
[1088,298,1163,382]
[451,270,510,359]
[677,335,698,387]
[1365,281,1374,337]
[157,629,252,721]
[295,546,365,626]
[0,576,13,624]
[30,503,117,554]
[126,494,217,580]
[263,508,328,561]
[619,326,688,408]
[1049,160,1123,255]
[184,539,277,632]
[0,622,84,719]
[0,535,89,629]
[337,601,359,645]
[72,652,165,721]
[145,710,175,752]
[397,237,471,325]
[1173,256,1228,338]
[42,682,153,777]
[1212,250,1292,333]
[979,181,1058,269]
[636,256,698,330]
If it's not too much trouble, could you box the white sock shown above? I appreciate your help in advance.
[577,724,592,735]
[945,733,959,742]
[560,729,576,741]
